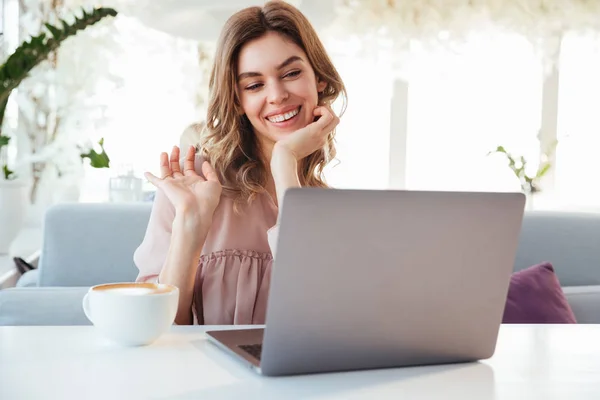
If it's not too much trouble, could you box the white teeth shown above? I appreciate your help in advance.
[267,107,299,123]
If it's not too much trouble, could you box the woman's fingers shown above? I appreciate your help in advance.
[183,146,197,177]
[144,172,162,188]
[321,116,339,136]
[202,161,221,184]
[159,152,171,179]
[170,146,183,178]
[325,105,340,125]
[312,107,335,132]
[310,106,338,138]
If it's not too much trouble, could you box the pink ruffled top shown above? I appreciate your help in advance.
[133,154,279,325]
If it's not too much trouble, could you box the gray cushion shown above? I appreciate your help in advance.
[0,287,90,326]
[16,270,39,287]
[37,203,152,286]
[563,285,600,324]
[515,211,600,287]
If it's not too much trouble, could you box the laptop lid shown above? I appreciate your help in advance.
[259,189,525,376]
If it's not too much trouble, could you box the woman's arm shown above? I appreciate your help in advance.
[270,144,301,216]
[141,146,223,325]
[267,145,300,258]
[266,106,340,258]
[269,105,339,215]
[159,212,212,325]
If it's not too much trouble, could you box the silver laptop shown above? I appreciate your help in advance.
[206,188,525,377]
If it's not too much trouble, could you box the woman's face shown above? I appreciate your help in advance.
[237,31,327,156]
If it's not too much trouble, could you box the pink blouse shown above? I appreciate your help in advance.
[133,154,279,325]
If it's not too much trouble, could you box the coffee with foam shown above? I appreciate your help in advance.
[83,282,179,346]
[92,282,175,295]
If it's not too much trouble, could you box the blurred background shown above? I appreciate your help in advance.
[2,0,600,222]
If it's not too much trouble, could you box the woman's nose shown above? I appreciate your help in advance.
[267,82,289,104]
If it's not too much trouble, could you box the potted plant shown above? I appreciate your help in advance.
[488,142,556,210]
[0,6,117,254]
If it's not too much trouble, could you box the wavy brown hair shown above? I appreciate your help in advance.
[198,0,347,209]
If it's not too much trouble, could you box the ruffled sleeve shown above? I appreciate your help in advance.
[133,187,175,283]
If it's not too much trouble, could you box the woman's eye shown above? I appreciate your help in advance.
[245,83,262,91]
[284,70,301,78]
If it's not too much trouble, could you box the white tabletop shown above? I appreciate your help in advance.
[1,324,599,400]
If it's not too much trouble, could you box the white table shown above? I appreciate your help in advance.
[1,324,599,399]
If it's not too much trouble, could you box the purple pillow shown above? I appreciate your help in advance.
[502,262,577,324]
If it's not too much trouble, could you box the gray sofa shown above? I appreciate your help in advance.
[0,203,151,326]
[1,203,599,325]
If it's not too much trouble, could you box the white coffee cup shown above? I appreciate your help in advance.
[82,282,179,346]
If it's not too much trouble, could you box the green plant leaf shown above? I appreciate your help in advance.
[0,7,118,124]
[61,19,71,34]
[80,138,110,168]
[44,23,62,39]
[536,162,552,179]
[2,165,15,180]
[489,141,558,195]
[487,145,507,156]
[0,135,9,148]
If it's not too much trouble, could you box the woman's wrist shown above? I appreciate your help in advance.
[271,145,298,181]
[270,144,301,209]
[271,142,294,166]
[172,211,212,246]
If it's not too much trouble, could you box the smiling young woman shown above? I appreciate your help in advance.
[133,0,347,326]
